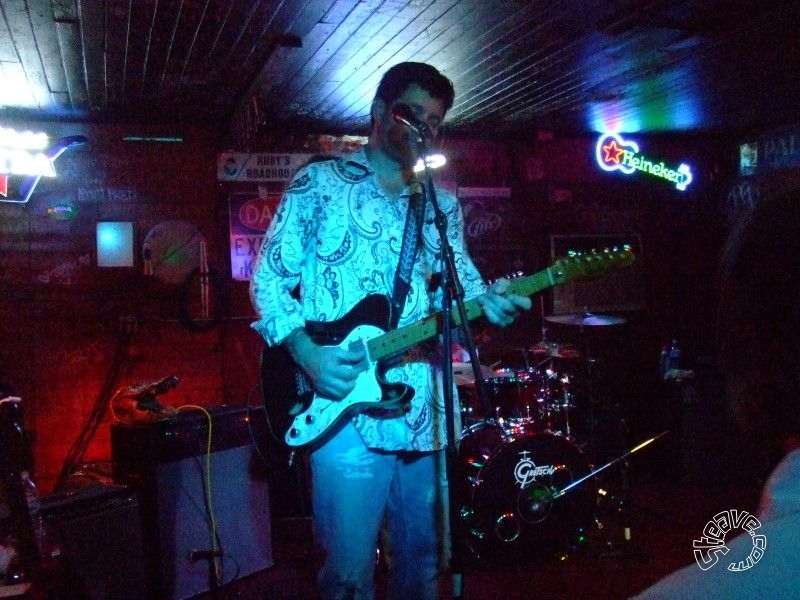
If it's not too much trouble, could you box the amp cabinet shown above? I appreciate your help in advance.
[112,405,273,600]
[38,483,146,600]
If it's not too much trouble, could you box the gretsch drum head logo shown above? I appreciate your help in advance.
[693,510,766,572]
[514,450,556,489]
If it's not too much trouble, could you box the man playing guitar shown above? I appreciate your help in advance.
[250,62,530,600]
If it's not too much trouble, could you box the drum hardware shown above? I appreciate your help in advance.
[530,340,581,359]
[544,309,626,464]
[553,431,668,500]
[544,312,627,327]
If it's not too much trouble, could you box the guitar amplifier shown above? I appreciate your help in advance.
[38,483,146,600]
[112,405,273,600]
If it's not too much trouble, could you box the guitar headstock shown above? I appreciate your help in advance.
[551,245,636,282]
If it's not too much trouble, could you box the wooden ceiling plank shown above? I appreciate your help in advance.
[222,0,319,114]
[2,0,57,108]
[0,7,19,61]
[55,19,88,108]
[0,60,37,107]
[155,0,187,97]
[313,0,474,122]
[175,0,213,84]
[27,0,71,97]
[254,0,359,107]
[443,8,559,100]
[446,12,587,126]
[280,0,371,100]
[215,0,270,70]
[309,0,463,123]
[139,0,160,95]
[77,0,105,110]
[101,0,128,106]
[198,0,277,119]
[290,0,407,109]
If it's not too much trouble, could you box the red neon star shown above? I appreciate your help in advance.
[602,140,625,164]
[0,175,7,198]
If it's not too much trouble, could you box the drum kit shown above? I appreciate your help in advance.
[454,311,648,565]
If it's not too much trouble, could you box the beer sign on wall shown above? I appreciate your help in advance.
[220,153,313,281]
[595,133,693,191]
[0,126,86,203]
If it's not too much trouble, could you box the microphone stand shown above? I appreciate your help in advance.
[415,138,488,600]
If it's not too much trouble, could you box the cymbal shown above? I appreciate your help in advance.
[530,341,581,359]
[545,312,626,327]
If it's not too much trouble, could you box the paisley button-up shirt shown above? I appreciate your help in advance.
[250,146,486,451]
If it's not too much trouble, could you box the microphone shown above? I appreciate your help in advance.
[391,103,431,140]
[126,375,179,399]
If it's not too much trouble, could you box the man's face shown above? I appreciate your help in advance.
[374,83,446,167]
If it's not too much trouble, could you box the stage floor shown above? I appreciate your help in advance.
[196,455,761,600]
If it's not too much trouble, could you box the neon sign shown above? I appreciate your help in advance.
[595,133,693,191]
[0,127,87,203]
[0,127,54,176]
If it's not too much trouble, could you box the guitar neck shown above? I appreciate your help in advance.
[367,267,563,362]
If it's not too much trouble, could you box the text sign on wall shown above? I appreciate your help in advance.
[217,152,312,182]
[759,125,800,173]
[595,133,693,191]
[228,191,283,281]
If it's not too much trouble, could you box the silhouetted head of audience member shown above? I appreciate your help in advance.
[718,187,800,467]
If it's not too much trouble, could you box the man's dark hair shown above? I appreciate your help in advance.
[374,62,455,114]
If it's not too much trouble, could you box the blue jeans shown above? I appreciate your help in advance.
[311,423,444,600]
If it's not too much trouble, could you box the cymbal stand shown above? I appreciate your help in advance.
[570,323,625,557]
[518,346,532,372]
[575,324,600,462]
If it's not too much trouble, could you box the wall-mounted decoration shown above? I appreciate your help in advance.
[755,124,800,173]
[228,191,281,281]
[456,187,534,281]
[216,152,312,183]
[595,133,693,191]
[97,222,134,267]
[0,127,87,203]
[142,220,204,284]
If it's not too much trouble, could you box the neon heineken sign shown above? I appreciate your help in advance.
[596,133,693,191]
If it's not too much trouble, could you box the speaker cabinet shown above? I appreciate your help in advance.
[112,406,273,600]
[39,483,147,600]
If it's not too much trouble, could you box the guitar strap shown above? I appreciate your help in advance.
[389,182,426,329]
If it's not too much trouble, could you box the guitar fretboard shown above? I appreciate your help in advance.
[367,267,562,361]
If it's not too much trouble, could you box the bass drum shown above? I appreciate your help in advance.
[458,422,595,563]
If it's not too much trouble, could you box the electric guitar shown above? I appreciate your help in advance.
[260,246,635,449]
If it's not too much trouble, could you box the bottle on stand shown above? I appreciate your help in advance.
[659,344,669,378]
[23,473,59,566]
[668,339,681,372]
